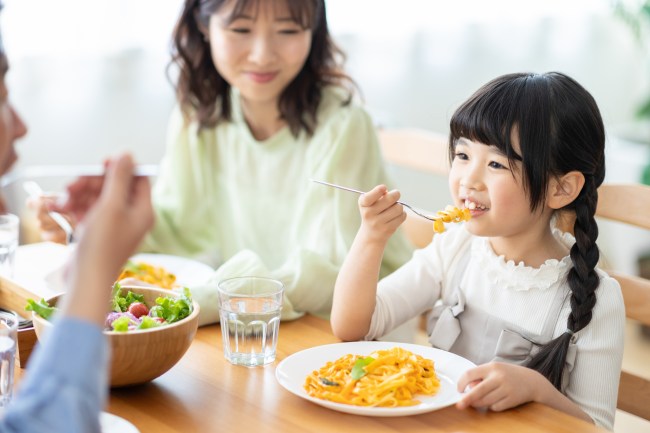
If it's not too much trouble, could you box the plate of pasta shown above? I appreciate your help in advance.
[275,341,476,416]
[122,253,214,289]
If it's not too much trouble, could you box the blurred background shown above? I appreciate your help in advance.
[6,0,649,270]
[3,0,648,169]
[2,1,650,429]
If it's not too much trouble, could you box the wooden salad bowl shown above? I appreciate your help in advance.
[31,285,200,387]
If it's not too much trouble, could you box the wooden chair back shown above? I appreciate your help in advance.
[378,128,448,248]
[378,128,650,421]
[590,183,650,421]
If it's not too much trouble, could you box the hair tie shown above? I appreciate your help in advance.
[564,329,574,336]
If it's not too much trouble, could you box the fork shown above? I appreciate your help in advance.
[23,181,75,244]
[311,179,439,222]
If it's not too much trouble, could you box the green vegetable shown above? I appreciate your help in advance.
[122,260,142,274]
[111,315,130,332]
[351,356,375,380]
[319,377,339,386]
[25,298,58,320]
[137,316,161,330]
[111,283,145,313]
[153,287,193,324]
[148,305,164,318]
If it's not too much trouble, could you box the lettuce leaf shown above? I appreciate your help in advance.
[25,298,58,320]
[111,315,130,332]
[137,316,161,330]
[154,287,193,324]
[111,283,145,313]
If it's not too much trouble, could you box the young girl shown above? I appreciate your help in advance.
[41,0,413,325]
[331,72,625,429]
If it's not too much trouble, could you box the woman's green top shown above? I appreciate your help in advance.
[141,87,414,324]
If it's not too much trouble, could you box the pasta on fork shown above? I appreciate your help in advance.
[432,206,471,234]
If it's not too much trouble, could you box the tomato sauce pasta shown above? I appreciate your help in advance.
[304,347,440,407]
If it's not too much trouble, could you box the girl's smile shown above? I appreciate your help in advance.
[449,137,555,256]
[463,197,489,217]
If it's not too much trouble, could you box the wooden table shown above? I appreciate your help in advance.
[105,315,607,433]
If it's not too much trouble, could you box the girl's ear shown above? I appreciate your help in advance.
[547,171,585,209]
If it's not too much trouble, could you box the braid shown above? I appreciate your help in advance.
[566,178,600,332]
[527,177,600,389]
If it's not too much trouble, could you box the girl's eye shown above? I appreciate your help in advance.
[488,161,508,170]
[230,27,251,34]
[453,152,468,161]
[278,28,301,35]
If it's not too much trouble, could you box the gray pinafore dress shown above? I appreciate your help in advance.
[426,251,576,391]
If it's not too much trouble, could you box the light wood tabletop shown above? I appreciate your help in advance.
[103,315,607,433]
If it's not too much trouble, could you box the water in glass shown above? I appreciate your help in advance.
[218,277,283,367]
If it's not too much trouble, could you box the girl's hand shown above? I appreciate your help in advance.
[456,362,544,411]
[357,185,406,243]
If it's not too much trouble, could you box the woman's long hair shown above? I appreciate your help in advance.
[170,0,355,136]
[449,72,606,389]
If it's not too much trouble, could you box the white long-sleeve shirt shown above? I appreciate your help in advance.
[366,225,625,430]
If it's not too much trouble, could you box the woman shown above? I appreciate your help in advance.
[44,0,414,326]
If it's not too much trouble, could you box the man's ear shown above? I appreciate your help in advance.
[547,171,585,210]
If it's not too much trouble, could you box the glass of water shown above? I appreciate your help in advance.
[218,276,284,367]
[0,214,19,278]
[0,311,17,410]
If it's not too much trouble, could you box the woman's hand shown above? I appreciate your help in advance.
[28,195,74,244]
[357,185,406,244]
[456,362,544,411]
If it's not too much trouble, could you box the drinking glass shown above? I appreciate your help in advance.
[0,214,19,278]
[218,277,284,367]
[0,311,17,410]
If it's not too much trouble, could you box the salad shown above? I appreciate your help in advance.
[26,283,194,332]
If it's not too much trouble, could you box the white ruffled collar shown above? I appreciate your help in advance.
[472,229,574,291]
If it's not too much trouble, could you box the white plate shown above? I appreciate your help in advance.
[275,341,476,417]
[43,249,214,293]
[128,253,214,288]
[100,412,140,433]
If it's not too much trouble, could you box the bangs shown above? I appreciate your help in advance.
[226,0,318,29]
[450,73,556,211]
[449,74,534,161]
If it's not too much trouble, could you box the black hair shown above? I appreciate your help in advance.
[449,72,606,389]
[170,0,354,137]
